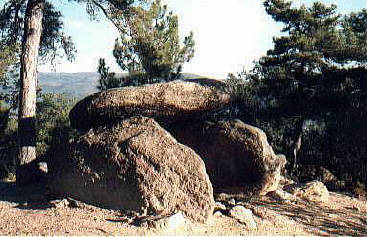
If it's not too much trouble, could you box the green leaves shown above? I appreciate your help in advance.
[111,0,195,84]
[0,44,16,81]
[260,0,367,84]
[0,1,77,64]
[239,1,367,183]
[36,93,76,156]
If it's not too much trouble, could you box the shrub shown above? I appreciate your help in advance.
[0,93,77,180]
[36,93,77,158]
[226,69,367,192]
[0,100,16,180]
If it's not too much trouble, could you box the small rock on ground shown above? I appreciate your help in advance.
[229,205,257,230]
[137,212,186,231]
[214,202,227,212]
[49,199,70,208]
[213,211,223,217]
[285,181,329,203]
[268,190,297,203]
[228,198,236,206]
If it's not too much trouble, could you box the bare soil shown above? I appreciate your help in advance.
[0,180,366,236]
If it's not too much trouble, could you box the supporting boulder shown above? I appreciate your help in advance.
[69,80,231,130]
[48,116,214,223]
[167,119,287,195]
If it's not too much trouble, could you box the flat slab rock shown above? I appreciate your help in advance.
[48,116,214,223]
[69,79,231,130]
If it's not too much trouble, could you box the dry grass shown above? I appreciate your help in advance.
[0,180,366,235]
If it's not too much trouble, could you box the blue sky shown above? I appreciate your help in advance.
[39,0,367,79]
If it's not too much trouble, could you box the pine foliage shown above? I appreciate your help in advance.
[232,0,367,186]
[105,0,195,86]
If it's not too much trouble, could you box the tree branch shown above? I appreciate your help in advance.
[91,0,124,32]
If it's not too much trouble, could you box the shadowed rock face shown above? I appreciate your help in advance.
[48,116,214,223]
[166,119,287,195]
[69,80,231,130]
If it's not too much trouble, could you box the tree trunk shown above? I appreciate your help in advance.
[292,119,306,172]
[16,0,44,186]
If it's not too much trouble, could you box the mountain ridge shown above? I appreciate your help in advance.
[38,72,206,99]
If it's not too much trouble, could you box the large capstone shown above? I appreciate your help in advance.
[48,116,214,223]
[69,80,231,130]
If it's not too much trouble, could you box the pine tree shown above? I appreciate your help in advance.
[16,0,45,185]
[242,0,367,179]
[261,0,367,80]
[256,0,367,120]
[110,0,195,85]
[0,0,144,186]
[0,45,16,81]
[97,58,111,91]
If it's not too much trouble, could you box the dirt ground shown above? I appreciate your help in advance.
[0,180,366,236]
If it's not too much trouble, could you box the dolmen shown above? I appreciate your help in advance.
[48,79,286,223]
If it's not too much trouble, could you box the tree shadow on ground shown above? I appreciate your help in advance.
[249,196,367,236]
[0,180,53,210]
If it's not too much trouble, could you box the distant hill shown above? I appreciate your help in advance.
[39,72,100,99]
[38,72,207,99]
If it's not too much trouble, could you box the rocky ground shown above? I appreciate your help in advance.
[0,180,366,236]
